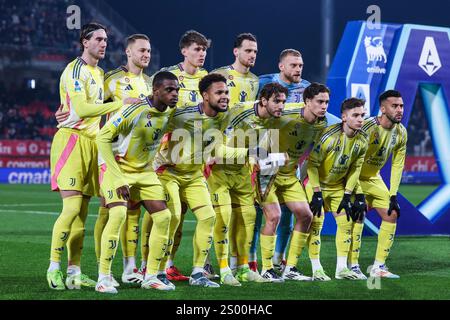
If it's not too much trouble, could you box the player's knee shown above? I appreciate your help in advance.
[266,212,280,228]
[193,205,216,222]
[61,195,83,218]
[152,209,171,230]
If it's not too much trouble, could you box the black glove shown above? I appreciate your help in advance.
[248,146,268,160]
[337,193,352,221]
[388,195,401,218]
[351,193,367,222]
[309,191,324,217]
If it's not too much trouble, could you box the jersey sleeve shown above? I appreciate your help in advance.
[96,104,142,188]
[390,127,407,195]
[64,68,122,118]
[104,72,116,101]
[307,136,329,190]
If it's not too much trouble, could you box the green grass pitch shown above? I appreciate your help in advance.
[0,184,449,300]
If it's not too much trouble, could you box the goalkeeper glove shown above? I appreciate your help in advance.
[387,195,401,218]
[337,193,352,221]
[309,191,324,217]
[351,193,367,222]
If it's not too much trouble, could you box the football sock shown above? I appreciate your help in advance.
[145,208,171,275]
[67,196,89,266]
[192,206,215,268]
[235,205,256,268]
[120,208,141,269]
[99,205,127,275]
[50,195,83,263]
[335,215,353,271]
[213,204,232,269]
[158,205,181,272]
[308,214,324,264]
[94,206,109,263]
[260,234,276,270]
[349,222,364,266]
[286,230,309,267]
[375,221,397,266]
[140,211,153,268]
[171,211,185,259]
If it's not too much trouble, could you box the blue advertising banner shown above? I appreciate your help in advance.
[326,21,450,235]
[0,168,51,184]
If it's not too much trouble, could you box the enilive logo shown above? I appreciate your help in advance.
[418,37,442,77]
[364,36,387,74]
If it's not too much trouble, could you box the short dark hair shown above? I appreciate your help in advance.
[258,83,288,101]
[79,22,107,52]
[340,97,365,113]
[199,73,227,95]
[152,71,178,88]
[126,34,150,47]
[379,90,402,105]
[234,33,257,48]
[279,49,302,62]
[179,30,210,50]
[303,82,330,102]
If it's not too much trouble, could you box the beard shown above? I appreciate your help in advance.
[210,102,228,113]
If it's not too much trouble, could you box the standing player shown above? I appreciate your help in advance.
[93,34,152,285]
[252,49,340,273]
[207,83,287,285]
[210,32,259,274]
[95,71,180,293]
[257,83,329,282]
[304,98,368,281]
[47,23,139,290]
[349,90,406,279]
[156,73,261,287]
[139,30,210,281]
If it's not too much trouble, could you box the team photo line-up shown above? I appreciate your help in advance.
[47,22,405,294]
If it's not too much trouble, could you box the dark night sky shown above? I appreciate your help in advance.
[107,0,449,82]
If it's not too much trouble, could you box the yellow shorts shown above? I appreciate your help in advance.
[207,166,255,207]
[158,167,213,210]
[359,177,389,209]
[50,128,99,197]
[101,169,165,206]
[263,172,307,205]
[305,182,345,213]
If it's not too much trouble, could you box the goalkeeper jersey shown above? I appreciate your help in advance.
[307,123,368,191]
[97,97,175,187]
[149,63,208,107]
[358,116,407,195]
[258,73,311,103]
[273,103,328,175]
[212,65,259,106]
[57,57,122,138]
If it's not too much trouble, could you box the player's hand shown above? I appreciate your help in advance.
[337,193,352,221]
[55,105,69,124]
[123,97,141,105]
[116,185,130,201]
[351,193,367,222]
[388,195,401,218]
[248,146,269,160]
[309,191,324,217]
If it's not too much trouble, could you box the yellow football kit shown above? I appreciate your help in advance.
[96,98,174,276]
[212,66,259,107]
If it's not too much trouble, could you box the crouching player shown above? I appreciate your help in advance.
[305,97,368,280]
[95,71,179,293]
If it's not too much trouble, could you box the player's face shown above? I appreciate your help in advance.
[343,106,365,130]
[204,81,229,113]
[381,97,404,123]
[157,80,180,108]
[264,93,286,118]
[306,92,329,118]
[127,39,151,69]
[279,55,304,83]
[182,43,207,67]
[84,29,108,60]
[235,40,258,68]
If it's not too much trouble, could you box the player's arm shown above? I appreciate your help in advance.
[307,138,328,192]
[389,128,407,196]
[103,72,116,101]
[96,105,142,189]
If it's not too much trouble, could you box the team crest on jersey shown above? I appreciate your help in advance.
[239,91,247,102]
[339,154,350,165]
[190,90,198,102]
[295,140,306,150]
[377,146,386,157]
[74,80,82,92]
